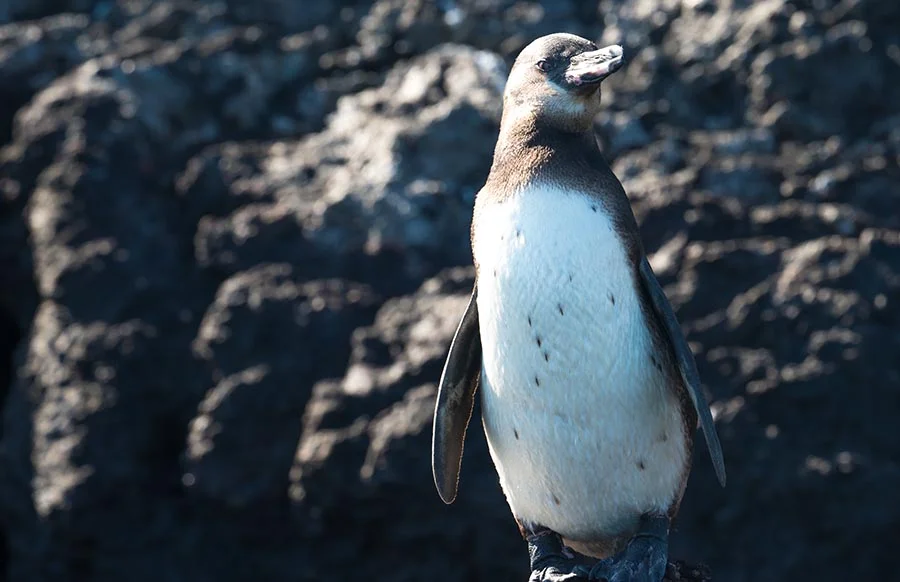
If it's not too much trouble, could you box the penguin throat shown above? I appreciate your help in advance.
[500,101,594,138]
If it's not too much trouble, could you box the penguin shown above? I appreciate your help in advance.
[431,33,726,582]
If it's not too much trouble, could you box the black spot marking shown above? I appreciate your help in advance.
[591,204,598,213]
[516,228,521,237]
[527,316,532,327]
[568,273,574,282]
[609,293,615,305]
[659,433,669,443]
[534,376,540,387]
[536,336,542,348]
[638,460,646,471]
[552,493,560,506]
[514,428,520,440]
[493,269,497,277]
[558,304,564,315]
[543,351,549,362]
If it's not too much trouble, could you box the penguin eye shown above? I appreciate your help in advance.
[535,59,550,73]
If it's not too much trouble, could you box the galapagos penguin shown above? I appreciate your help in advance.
[432,33,726,582]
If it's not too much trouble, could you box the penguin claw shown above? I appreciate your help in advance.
[529,565,585,582]
[528,530,592,582]
[528,515,669,582]
[572,533,668,582]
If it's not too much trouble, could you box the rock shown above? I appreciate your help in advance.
[699,163,779,202]
[186,43,506,292]
[0,0,97,24]
[187,265,378,506]
[665,561,713,582]
[1,0,899,581]
[750,23,896,141]
[0,14,92,140]
[597,111,652,158]
[290,267,525,581]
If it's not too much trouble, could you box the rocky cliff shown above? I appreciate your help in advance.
[1,0,899,581]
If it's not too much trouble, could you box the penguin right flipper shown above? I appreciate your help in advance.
[432,285,482,504]
[638,258,727,487]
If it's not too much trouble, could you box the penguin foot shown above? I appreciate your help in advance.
[527,529,592,582]
[573,514,669,582]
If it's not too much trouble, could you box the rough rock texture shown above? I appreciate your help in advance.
[1,0,899,581]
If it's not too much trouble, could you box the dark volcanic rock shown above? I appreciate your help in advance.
[1,0,899,581]
[183,42,506,295]
[187,266,378,506]
[290,267,525,582]
[750,23,897,141]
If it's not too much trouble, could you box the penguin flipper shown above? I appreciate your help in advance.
[638,258,727,487]
[432,285,482,504]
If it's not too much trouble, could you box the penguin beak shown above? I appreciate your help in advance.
[564,45,624,87]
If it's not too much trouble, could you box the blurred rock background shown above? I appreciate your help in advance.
[0,0,898,580]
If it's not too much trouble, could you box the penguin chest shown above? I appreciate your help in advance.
[472,184,688,547]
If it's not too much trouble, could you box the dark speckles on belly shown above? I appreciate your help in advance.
[568,273,574,282]
[638,460,646,471]
[543,351,549,362]
[608,293,615,306]
[514,428,520,440]
[650,354,663,372]
[528,315,532,327]
[658,432,669,443]
[534,375,541,387]
[557,303,564,315]
[591,204,598,213]
[552,493,561,506]
[536,336,542,348]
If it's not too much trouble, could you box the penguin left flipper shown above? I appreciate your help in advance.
[432,285,482,504]
[638,258,727,487]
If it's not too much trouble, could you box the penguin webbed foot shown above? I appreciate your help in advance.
[572,514,669,582]
[527,530,591,582]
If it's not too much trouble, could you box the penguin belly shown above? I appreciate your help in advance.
[473,184,689,557]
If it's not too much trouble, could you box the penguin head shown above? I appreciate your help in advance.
[503,33,624,132]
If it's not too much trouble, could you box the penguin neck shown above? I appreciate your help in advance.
[487,112,608,194]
